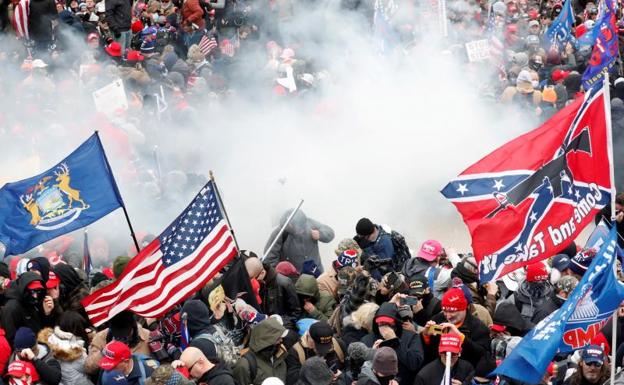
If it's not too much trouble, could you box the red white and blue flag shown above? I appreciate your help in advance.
[12,0,29,39]
[82,180,237,326]
[441,85,612,282]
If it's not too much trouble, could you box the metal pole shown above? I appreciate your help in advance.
[95,131,141,253]
[261,199,304,261]
[209,171,241,253]
[444,351,451,385]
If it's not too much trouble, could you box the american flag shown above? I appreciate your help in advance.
[81,181,237,327]
[12,0,29,39]
[199,34,218,56]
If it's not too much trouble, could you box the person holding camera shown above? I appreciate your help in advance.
[361,296,425,385]
[405,278,441,328]
[421,287,491,370]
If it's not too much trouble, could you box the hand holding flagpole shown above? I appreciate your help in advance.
[262,199,304,261]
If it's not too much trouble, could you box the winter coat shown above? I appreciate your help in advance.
[413,358,474,385]
[8,341,62,385]
[340,324,368,347]
[39,327,92,385]
[28,0,57,41]
[412,294,441,327]
[198,363,237,385]
[232,319,290,385]
[356,361,380,385]
[402,258,453,300]
[264,210,335,272]
[259,264,302,330]
[181,0,205,30]
[1,272,54,346]
[361,303,425,385]
[425,312,491,370]
[53,265,90,321]
[357,226,394,263]
[532,293,565,324]
[105,0,131,34]
[85,324,151,374]
[0,329,10,374]
[317,270,339,300]
[295,274,336,321]
[495,281,553,329]
[285,333,346,385]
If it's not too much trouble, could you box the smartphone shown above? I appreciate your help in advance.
[428,324,446,336]
[401,296,420,306]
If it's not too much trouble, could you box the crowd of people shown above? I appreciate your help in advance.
[1,0,624,382]
[0,208,622,385]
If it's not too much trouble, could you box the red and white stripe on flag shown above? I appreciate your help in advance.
[12,0,30,39]
[199,35,218,56]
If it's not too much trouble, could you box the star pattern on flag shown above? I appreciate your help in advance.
[159,185,223,266]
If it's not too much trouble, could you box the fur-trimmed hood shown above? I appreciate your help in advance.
[38,327,86,362]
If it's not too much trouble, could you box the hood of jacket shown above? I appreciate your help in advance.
[39,327,86,362]
[402,257,430,279]
[295,274,320,299]
[249,318,285,353]
[201,363,235,384]
[53,264,84,295]
[358,361,380,385]
[182,300,214,337]
[7,272,44,301]
[371,302,403,338]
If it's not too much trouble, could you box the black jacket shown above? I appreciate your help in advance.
[361,303,425,385]
[341,325,368,347]
[1,272,54,346]
[199,363,237,385]
[105,0,131,33]
[28,0,57,41]
[413,358,474,385]
[8,342,62,385]
[412,294,441,327]
[260,264,301,330]
[425,312,491,370]
[533,293,565,324]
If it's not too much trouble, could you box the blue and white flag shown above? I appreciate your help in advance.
[493,226,624,383]
[582,0,618,90]
[546,0,575,50]
[0,133,124,256]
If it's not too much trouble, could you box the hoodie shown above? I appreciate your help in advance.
[233,318,289,385]
[356,361,380,385]
[361,303,424,385]
[199,363,236,385]
[182,300,215,338]
[1,272,52,346]
[294,275,336,321]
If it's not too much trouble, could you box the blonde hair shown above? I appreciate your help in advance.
[351,302,379,331]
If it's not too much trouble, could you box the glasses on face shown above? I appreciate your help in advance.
[585,361,603,367]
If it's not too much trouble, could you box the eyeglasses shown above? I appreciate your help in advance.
[585,361,603,367]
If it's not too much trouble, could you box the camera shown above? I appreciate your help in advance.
[428,324,446,336]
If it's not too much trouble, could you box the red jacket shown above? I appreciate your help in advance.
[182,0,205,30]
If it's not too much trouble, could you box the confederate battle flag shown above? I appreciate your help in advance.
[441,84,613,282]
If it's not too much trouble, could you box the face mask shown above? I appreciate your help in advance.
[377,375,395,385]
[26,289,44,307]
[530,61,543,70]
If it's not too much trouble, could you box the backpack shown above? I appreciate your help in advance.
[380,225,412,271]
[195,328,241,368]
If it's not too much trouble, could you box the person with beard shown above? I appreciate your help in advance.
[533,275,578,323]
[563,345,609,385]
[85,311,151,374]
[179,345,235,385]
[414,333,474,385]
[494,262,553,328]
[421,287,490,370]
[232,318,293,385]
[1,272,55,346]
[361,300,424,385]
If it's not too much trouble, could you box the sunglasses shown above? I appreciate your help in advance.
[585,361,603,367]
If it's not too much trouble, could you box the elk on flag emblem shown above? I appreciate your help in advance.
[441,85,612,282]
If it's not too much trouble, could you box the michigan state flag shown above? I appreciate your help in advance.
[0,133,124,256]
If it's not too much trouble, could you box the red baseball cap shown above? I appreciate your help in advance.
[26,280,44,290]
[417,240,442,262]
[99,341,131,370]
[439,333,462,354]
[6,360,35,377]
[552,69,570,83]
[46,271,60,289]
[526,262,549,282]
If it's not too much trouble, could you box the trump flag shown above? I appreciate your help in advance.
[441,85,612,282]
[0,133,124,257]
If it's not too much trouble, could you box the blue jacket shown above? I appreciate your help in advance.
[359,226,395,261]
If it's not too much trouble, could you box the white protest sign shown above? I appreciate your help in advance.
[465,39,491,62]
[92,79,128,116]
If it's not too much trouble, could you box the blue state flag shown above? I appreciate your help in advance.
[0,133,124,256]
[582,2,619,90]
[546,0,575,50]
[493,226,624,384]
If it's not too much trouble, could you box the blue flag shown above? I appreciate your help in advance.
[546,0,575,50]
[582,1,618,90]
[0,133,124,257]
[494,227,624,384]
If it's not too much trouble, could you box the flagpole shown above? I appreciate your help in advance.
[209,171,241,253]
[602,71,618,385]
[95,131,141,253]
[261,199,304,261]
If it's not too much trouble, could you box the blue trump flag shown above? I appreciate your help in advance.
[546,0,575,50]
[0,133,124,256]
[494,226,624,384]
[582,0,618,90]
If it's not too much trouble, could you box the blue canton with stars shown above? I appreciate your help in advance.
[158,181,224,267]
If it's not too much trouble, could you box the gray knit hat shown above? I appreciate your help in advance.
[300,357,333,385]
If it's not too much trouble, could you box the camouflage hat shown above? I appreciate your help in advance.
[334,239,362,258]
[555,275,578,294]
[336,266,357,296]
[145,365,194,385]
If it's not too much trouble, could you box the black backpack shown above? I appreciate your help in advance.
[381,226,411,271]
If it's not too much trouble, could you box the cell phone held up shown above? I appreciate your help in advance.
[400,296,420,306]
[428,324,446,336]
